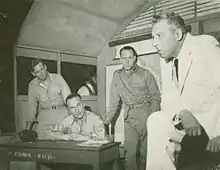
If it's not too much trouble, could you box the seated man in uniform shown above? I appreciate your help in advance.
[50,93,105,140]
[45,93,108,170]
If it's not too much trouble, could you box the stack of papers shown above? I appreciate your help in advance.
[69,134,89,142]
[44,131,110,147]
[77,139,109,147]
[45,132,89,142]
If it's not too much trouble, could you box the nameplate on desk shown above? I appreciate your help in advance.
[8,151,32,160]
[8,151,56,161]
[35,152,55,161]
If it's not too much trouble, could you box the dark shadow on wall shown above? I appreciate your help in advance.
[0,0,34,133]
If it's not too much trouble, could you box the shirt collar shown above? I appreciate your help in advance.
[171,33,193,84]
[122,64,139,77]
[170,33,193,67]
[75,110,88,124]
[37,72,53,85]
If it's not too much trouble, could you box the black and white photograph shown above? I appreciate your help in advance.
[1,0,220,170]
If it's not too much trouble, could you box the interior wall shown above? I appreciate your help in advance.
[202,17,220,41]
[18,0,119,56]
[97,44,117,119]
[0,0,33,133]
[203,17,220,34]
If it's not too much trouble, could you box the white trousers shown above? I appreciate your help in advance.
[146,111,176,170]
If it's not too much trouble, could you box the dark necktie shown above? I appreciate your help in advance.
[174,58,179,82]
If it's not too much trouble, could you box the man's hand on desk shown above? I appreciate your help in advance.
[103,113,113,125]
[104,123,114,142]
[179,109,202,136]
[25,119,38,129]
[47,124,61,132]
[206,136,220,152]
[25,121,32,129]
[105,134,114,143]
[103,119,111,125]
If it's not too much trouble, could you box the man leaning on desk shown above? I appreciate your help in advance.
[27,59,71,139]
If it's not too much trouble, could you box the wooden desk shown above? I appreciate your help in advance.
[0,136,120,170]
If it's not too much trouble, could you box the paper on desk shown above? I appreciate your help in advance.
[45,132,69,140]
[77,139,109,147]
[45,132,89,142]
[69,134,89,142]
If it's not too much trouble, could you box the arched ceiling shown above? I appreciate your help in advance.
[17,0,159,57]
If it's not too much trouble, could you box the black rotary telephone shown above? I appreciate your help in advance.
[19,101,39,142]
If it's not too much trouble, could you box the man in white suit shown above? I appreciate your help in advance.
[146,11,220,170]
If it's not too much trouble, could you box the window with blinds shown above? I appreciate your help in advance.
[109,0,220,47]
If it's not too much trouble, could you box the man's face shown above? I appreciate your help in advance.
[67,97,85,119]
[152,20,179,60]
[32,62,48,81]
[120,49,136,71]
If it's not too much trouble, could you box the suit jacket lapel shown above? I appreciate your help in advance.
[178,34,195,95]
[179,55,193,95]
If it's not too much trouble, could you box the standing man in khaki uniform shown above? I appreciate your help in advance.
[105,46,161,170]
[28,59,71,139]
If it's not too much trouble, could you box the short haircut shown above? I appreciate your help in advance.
[66,93,82,104]
[31,59,45,70]
[119,46,138,57]
[152,11,186,34]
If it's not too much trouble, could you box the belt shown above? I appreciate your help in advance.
[127,101,149,110]
[123,101,149,120]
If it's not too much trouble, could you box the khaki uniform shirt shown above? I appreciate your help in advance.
[28,73,71,121]
[107,64,161,122]
[59,110,105,139]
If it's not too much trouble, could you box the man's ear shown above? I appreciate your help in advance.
[44,65,47,71]
[133,55,138,63]
[175,28,183,41]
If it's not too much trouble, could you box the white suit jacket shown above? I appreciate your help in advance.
[160,33,220,138]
